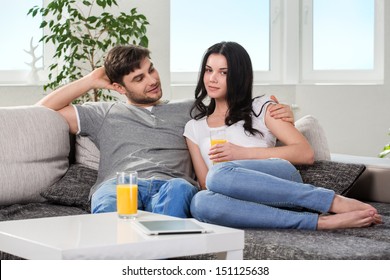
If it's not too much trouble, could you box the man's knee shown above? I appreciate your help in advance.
[91,180,117,214]
[91,198,116,213]
[162,178,198,197]
[152,178,197,218]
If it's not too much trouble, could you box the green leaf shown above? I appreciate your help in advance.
[87,16,98,23]
[40,21,48,28]
[140,36,149,47]
[379,149,390,158]
[379,143,390,158]
[96,0,106,8]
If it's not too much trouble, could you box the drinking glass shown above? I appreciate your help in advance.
[116,171,138,219]
[210,128,227,164]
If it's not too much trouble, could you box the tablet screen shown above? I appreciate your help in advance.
[134,219,210,235]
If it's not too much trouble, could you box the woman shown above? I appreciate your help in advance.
[184,41,381,230]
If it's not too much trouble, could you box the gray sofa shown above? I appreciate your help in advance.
[1,105,390,260]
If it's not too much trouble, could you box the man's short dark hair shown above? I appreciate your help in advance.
[104,45,151,84]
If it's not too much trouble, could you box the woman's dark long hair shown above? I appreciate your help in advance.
[190,41,260,135]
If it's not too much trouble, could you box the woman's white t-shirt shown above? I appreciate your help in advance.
[184,96,277,169]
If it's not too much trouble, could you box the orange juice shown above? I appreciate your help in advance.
[210,139,227,146]
[117,184,138,218]
[210,139,227,164]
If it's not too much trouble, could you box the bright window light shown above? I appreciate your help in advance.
[171,0,270,73]
[0,1,43,71]
[313,0,375,70]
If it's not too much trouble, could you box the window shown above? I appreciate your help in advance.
[170,0,282,84]
[171,0,384,85]
[301,0,384,83]
[0,0,43,84]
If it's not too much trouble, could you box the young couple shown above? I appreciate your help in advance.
[38,43,381,230]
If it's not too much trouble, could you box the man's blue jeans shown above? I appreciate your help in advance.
[91,178,198,218]
[190,159,335,230]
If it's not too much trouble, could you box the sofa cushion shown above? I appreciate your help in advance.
[295,115,331,161]
[40,164,98,212]
[0,202,88,222]
[295,160,366,195]
[75,135,100,170]
[0,106,70,206]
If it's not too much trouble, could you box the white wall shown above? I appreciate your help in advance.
[1,0,389,158]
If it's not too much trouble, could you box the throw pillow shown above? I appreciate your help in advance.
[0,106,70,206]
[40,164,98,212]
[294,160,366,195]
[294,115,331,161]
[75,135,100,170]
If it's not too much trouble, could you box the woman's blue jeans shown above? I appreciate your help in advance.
[91,178,198,218]
[190,159,335,230]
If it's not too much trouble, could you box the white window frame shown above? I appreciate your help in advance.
[171,0,283,85]
[300,0,384,84]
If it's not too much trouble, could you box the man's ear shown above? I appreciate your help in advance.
[112,82,127,95]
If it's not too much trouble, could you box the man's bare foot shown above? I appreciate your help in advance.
[328,195,377,214]
[317,210,379,230]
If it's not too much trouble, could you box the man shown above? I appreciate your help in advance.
[37,45,292,218]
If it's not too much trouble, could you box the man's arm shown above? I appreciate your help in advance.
[36,67,115,134]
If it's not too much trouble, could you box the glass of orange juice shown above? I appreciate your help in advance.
[210,128,227,164]
[116,171,138,219]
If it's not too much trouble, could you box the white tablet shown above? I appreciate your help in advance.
[134,219,211,235]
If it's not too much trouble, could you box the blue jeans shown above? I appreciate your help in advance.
[190,159,335,230]
[91,178,198,218]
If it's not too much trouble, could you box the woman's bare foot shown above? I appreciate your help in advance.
[329,195,377,214]
[373,214,383,225]
[317,209,380,230]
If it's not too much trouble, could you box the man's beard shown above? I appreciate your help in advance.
[125,90,163,105]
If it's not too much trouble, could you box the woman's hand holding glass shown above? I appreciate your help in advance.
[209,141,247,163]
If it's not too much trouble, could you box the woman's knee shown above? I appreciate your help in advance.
[206,162,235,189]
[267,158,303,183]
[190,191,211,221]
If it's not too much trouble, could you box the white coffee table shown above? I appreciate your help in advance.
[0,211,244,260]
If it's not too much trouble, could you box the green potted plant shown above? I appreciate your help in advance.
[379,129,390,158]
[28,0,149,103]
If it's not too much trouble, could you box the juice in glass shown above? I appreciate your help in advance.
[210,139,227,146]
[210,128,227,164]
[116,171,138,219]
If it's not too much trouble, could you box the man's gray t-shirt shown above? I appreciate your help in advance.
[75,100,197,197]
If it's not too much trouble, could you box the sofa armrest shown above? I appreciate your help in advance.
[331,153,390,203]
[0,106,70,206]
